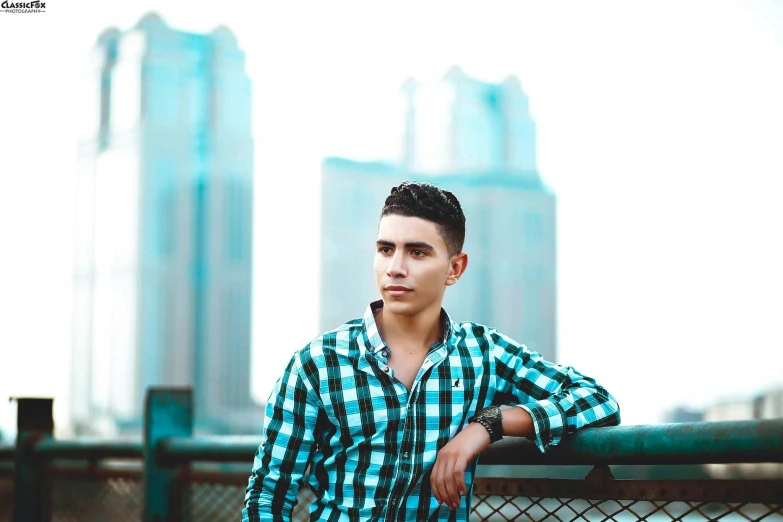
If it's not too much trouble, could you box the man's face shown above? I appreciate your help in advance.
[374,214,464,317]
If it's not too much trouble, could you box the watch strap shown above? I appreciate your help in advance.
[471,416,502,444]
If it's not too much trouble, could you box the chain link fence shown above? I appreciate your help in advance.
[1,463,782,521]
[48,465,143,522]
[471,496,783,521]
[469,477,783,521]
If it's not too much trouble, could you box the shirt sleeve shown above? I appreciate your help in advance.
[489,330,621,453]
[243,352,321,522]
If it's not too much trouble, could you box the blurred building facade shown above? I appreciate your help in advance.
[71,13,260,435]
[321,67,557,362]
[661,406,704,424]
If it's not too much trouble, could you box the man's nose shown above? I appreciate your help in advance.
[387,251,407,277]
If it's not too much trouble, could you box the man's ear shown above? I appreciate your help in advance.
[445,252,468,286]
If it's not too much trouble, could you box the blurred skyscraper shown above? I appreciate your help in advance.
[321,67,557,362]
[71,13,260,435]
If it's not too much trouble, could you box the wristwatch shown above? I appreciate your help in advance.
[468,406,504,443]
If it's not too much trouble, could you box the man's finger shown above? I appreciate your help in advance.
[454,459,467,497]
[447,460,464,507]
[430,463,443,505]
[436,457,452,507]
[445,457,461,508]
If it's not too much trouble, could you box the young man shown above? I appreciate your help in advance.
[243,181,620,522]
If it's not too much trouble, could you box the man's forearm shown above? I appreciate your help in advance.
[501,406,535,438]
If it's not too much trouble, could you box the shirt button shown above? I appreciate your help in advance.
[390,498,397,507]
[402,452,409,460]
[383,367,390,373]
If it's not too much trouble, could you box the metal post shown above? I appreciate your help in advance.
[12,397,54,522]
[143,387,193,522]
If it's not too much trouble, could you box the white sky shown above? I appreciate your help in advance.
[1,0,782,438]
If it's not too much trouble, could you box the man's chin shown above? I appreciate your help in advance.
[382,299,420,316]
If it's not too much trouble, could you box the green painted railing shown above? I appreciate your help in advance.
[1,387,782,522]
[480,419,783,466]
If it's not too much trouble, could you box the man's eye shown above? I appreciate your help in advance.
[412,250,425,257]
[379,247,392,254]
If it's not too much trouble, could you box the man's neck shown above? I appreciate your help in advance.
[376,303,443,354]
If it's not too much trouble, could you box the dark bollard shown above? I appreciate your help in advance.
[143,387,193,522]
[12,397,54,522]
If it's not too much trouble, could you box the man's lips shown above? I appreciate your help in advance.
[385,286,412,296]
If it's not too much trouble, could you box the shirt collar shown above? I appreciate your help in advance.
[362,299,456,359]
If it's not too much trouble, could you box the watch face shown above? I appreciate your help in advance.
[480,406,502,423]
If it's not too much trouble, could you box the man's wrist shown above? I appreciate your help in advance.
[468,406,504,443]
[466,420,492,445]
[474,418,496,440]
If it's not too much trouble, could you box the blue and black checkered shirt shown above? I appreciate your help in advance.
[243,300,620,521]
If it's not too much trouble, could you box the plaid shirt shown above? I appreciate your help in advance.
[243,300,620,522]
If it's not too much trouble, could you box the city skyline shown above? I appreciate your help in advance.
[2,1,783,438]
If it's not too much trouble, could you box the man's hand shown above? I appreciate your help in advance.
[430,422,491,510]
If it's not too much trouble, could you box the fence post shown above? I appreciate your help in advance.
[143,387,193,522]
[12,397,54,522]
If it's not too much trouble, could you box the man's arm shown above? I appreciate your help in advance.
[242,352,320,522]
[431,330,620,509]
[490,330,621,453]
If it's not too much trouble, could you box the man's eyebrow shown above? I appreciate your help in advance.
[376,239,435,250]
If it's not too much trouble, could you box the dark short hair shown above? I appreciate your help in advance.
[380,181,466,256]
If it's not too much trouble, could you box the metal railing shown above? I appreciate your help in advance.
[1,387,782,521]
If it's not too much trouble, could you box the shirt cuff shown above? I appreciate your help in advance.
[517,400,566,453]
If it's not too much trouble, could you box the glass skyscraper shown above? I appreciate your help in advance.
[71,13,259,435]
